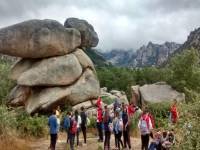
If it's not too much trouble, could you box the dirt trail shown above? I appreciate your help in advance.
[29,132,142,150]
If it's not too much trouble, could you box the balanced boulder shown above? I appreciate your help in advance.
[64,18,99,48]
[25,68,100,113]
[17,54,82,86]
[0,19,81,58]
[2,18,100,114]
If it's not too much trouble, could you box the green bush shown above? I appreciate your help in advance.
[147,102,170,128]
[16,111,48,137]
[87,117,96,128]
[0,61,14,105]
[0,105,17,135]
[174,101,200,150]
[101,96,114,105]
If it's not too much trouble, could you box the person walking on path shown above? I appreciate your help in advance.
[48,109,59,150]
[122,105,131,149]
[113,111,123,150]
[96,96,103,142]
[103,105,112,150]
[80,106,87,145]
[138,108,153,150]
[63,111,71,143]
[74,110,82,146]
[69,113,77,150]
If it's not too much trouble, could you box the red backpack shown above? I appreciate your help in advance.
[70,119,77,134]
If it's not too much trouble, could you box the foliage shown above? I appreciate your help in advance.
[0,105,17,135]
[146,102,170,128]
[174,100,200,150]
[87,117,96,128]
[0,61,14,105]
[101,96,113,105]
[167,48,200,93]
[16,111,48,137]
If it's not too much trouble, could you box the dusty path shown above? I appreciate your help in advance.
[29,132,142,150]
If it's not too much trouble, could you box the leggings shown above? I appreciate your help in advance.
[50,134,57,150]
[116,131,123,149]
[104,131,111,150]
[76,128,80,146]
[81,125,87,143]
[141,134,150,150]
[69,133,75,150]
[123,127,131,149]
[97,122,103,141]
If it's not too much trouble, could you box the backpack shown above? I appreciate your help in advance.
[139,115,150,135]
[70,119,77,134]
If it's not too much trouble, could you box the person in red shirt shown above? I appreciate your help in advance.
[128,102,139,117]
[170,99,179,124]
[96,96,103,142]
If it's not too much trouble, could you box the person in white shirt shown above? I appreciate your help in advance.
[75,110,82,146]
[138,109,153,150]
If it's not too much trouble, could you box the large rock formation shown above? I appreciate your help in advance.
[0,19,81,58]
[1,18,100,114]
[64,18,99,48]
[131,82,185,105]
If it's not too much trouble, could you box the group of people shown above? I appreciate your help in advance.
[95,97,178,150]
[48,106,88,150]
[48,97,178,150]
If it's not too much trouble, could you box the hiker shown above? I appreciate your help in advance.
[63,111,71,143]
[122,104,131,149]
[56,106,61,128]
[96,96,103,142]
[103,105,112,150]
[113,97,120,112]
[48,109,59,150]
[162,129,175,149]
[169,99,179,124]
[113,111,123,150]
[148,130,162,150]
[80,106,87,145]
[69,113,77,150]
[128,102,139,117]
[138,108,153,150]
[74,110,82,146]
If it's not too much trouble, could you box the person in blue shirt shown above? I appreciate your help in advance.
[64,111,71,143]
[48,109,59,150]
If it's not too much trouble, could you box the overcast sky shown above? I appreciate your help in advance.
[0,0,200,51]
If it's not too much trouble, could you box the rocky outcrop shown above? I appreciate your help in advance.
[17,54,83,86]
[131,85,141,106]
[64,18,99,48]
[101,42,181,67]
[0,19,81,58]
[25,69,99,113]
[101,88,129,104]
[7,85,31,106]
[131,82,185,105]
[2,18,100,114]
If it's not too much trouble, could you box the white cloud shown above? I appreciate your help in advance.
[0,0,200,51]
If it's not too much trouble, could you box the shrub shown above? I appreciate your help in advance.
[87,117,96,128]
[16,111,48,137]
[0,105,17,135]
[174,101,200,150]
[101,96,113,105]
[0,61,14,105]
[146,102,171,128]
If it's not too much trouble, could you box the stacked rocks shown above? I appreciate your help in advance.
[0,18,100,114]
